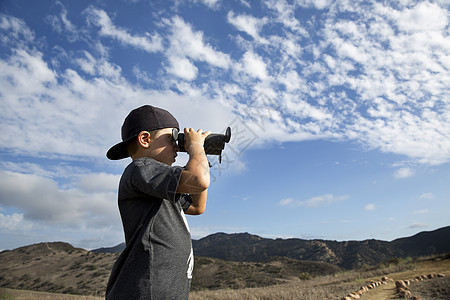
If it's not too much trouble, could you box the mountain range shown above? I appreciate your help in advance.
[93,226,450,269]
[1,226,449,296]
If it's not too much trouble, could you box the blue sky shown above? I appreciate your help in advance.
[0,0,449,250]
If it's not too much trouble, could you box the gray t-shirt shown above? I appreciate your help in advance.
[106,157,193,299]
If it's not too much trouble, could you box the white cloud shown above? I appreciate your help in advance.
[46,2,80,42]
[302,194,348,207]
[0,25,235,159]
[1,0,450,250]
[311,2,450,165]
[1,1,450,169]
[166,55,198,81]
[408,223,429,229]
[221,2,450,166]
[283,94,332,121]
[76,50,123,80]
[0,213,32,231]
[190,0,221,10]
[394,167,415,179]
[239,0,251,9]
[264,0,308,36]
[164,15,232,80]
[0,169,119,229]
[85,7,163,52]
[279,194,348,208]
[77,173,120,193]
[395,2,447,32]
[227,11,268,43]
[0,47,125,157]
[0,14,35,47]
[419,193,435,200]
[240,51,268,80]
[278,70,303,92]
[365,204,375,211]
[278,198,293,206]
[296,0,331,10]
[166,16,231,69]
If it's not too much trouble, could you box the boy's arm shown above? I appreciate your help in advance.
[185,190,207,215]
[176,128,211,195]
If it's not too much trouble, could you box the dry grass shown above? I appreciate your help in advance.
[0,243,116,297]
[1,254,448,300]
[190,255,450,300]
[190,278,356,300]
[189,265,408,299]
[0,288,102,300]
[409,277,450,300]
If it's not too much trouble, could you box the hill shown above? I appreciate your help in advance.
[2,253,449,299]
[191,256,342,291]
[191,233,403,269]
[391,226,450,256]
[1,226,449,296]
[95,226,450,269]
[0,242,341,296]
[191,226,450,269]
[0,242,117,296]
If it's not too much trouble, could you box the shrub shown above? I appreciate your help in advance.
[388,257,400,266]
[299,272,311,281]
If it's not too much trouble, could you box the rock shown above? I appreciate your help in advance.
[348,292,360,299]
[395,280,409,290]
[403,290,412,297]
[357,288,366,294]
[396,287,412,298]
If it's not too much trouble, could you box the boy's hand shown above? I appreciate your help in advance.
[184,128,211,154]
[177,128,211,195]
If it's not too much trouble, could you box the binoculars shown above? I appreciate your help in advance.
[172,127,231,163]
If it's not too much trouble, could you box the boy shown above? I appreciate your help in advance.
[105,105,210,299]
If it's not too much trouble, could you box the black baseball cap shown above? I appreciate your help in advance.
[107,105,179,160]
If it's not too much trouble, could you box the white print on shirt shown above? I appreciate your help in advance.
[180,208,190,233]
[181,208,194,279]
[187,248,194,279]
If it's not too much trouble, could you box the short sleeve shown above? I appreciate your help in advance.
[130,158,183,201]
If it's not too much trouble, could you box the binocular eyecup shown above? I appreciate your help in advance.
[173,127,231,163]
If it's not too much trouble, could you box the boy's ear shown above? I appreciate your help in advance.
[137,131,151,148]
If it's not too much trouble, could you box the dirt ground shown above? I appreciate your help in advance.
[359,258,450,300]
[1,256,448,300]
[0,288,102,300]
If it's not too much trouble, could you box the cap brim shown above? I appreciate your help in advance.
[106,140,131,160]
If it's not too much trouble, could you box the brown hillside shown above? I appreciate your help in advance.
[192,256,342,291]
[2,254,448,300]
[0,242,341,296]
[0,242,117,296]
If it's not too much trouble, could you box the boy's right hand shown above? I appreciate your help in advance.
[177,128,211,195]
[184,128,211,154]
